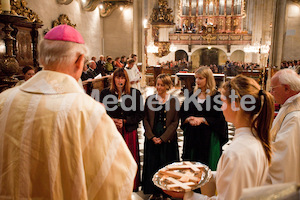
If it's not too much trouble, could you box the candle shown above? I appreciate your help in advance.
[1,0,11,12]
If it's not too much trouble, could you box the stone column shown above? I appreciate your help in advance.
[269,0,287,68]
[133,0,143,59]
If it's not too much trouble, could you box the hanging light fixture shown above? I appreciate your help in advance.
[147,42,159,53]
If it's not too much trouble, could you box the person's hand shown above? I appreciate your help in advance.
[188,117,206,126]
[152,137,162,145]
[163,190,184,199]
[113,118,123,128]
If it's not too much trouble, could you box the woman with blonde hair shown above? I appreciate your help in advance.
[180,66,228,170]
[100,68,144,191]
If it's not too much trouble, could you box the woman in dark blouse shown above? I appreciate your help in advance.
[100,68,144,191]
[180,66,228,171]
[142,74,180,199]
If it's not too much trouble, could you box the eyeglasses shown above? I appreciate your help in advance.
[269,85,282,92]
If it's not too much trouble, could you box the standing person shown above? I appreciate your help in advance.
[142,74,180,200]
[95,55,106,76]
[180,66,228,170]
[266,69,300,184]
[100,68,144,191]
[167,75,275,200]
[0,25,137,199]
[125,58,141,91]
[128,54,142,90]
[15,65,35,86]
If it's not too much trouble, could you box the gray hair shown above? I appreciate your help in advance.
[39,39,88,67]
[276,69,300,92]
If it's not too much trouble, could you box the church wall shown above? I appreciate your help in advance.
[103,6,134,58]
[282,1,300,61]
[26,0,102,60]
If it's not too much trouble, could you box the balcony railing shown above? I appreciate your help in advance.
[169,33,252,45]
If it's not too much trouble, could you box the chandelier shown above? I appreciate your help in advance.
[244,43,270,54]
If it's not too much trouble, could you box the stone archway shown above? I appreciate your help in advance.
[230,50,245,62]
[201,48,218,66]
[175,50,188,62]
[191,48,227,69]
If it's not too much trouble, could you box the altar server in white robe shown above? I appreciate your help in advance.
[266,69,300,184]
[0,25,137,200]
[166,75,274,200]
[125,58,141,91]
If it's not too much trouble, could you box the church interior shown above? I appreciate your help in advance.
[0,0,300,199]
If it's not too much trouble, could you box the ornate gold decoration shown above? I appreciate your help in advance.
[149,0,175,26]
[0,14,27,92]
[226,17,231,26]
[169,35,178,40]
[241,0,247,18]
[154,42,171,58]
[191,36,201,40]
[152,26,159,42]
[201,34,217,44]
[233,18,239,26]
[243,35,252,41]
[52,14,76,28]
[9,0,42,23]
[80,0,132,17]
[99,2,118,17]
[230,35,241,40]
[179,35,190,40]
[218,35,229,40]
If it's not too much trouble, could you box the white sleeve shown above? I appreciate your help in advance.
[267,112,300,184]
[215,151,246,200]
[184,192,217,200]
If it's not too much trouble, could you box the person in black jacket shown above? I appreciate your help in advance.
[95,55,107,76]
[100,68,144,191]
[180,66,228,171]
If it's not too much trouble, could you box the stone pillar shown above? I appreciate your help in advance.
[133,0,143,59]
[269,0,287,68]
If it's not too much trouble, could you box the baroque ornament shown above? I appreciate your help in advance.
[154,42,171,58]
[9,0,42,23]
[149,0,175,25]
[201,34,217,44]
[52,14,76,28]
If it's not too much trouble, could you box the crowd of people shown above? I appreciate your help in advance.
[280,60,300,74]
[80,54,142,82]
[1,25,299,200]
